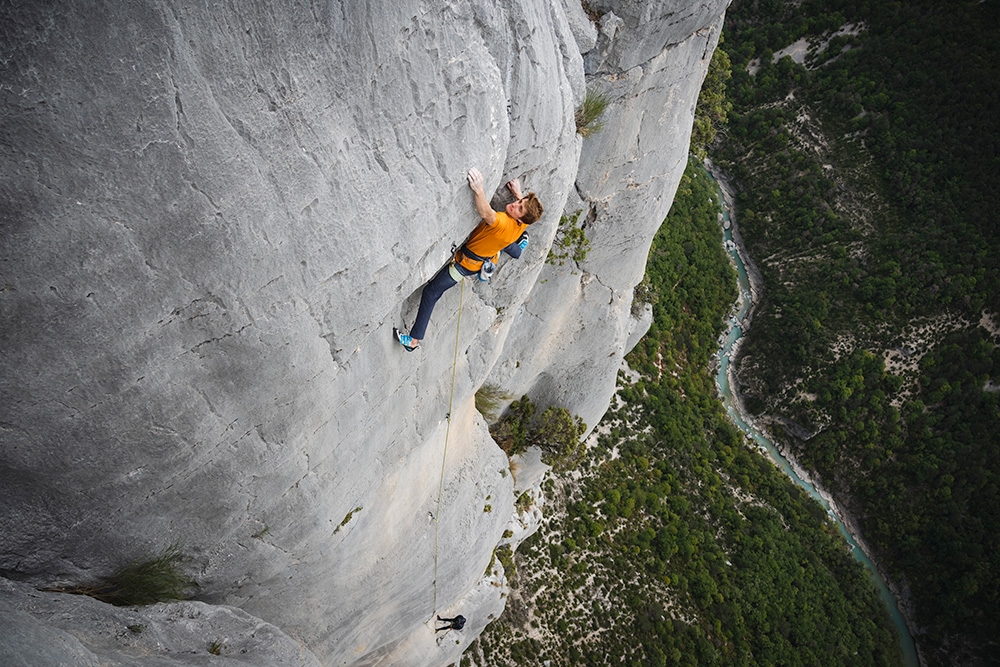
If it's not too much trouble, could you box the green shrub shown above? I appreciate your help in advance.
[632,273,658,316]
[333,506,363,535]
[575,89,609,137]
[495,544,516,580]
[475,383,512,424]
[490,396,587,470]
[534,406,587,471]
[516,491,533,512]
[106,544,192,606]
[490,395,536,456]
[546,210,591,267]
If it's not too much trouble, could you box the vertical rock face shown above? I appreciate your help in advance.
[0,1,726,665]
[491,0,726,430]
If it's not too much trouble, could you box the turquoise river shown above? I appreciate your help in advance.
[707,169,920,667]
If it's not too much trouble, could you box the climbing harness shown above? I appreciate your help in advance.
[432,277,465,615]
[447,262,464,283]
[451,241,496,282]
[455,242,491,265]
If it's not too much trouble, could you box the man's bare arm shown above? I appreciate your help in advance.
[467,167,497,226]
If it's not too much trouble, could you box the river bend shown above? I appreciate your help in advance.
[706,167,920,667]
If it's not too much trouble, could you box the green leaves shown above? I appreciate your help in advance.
[473,159,899,666]
[52,543,195,607]
[691,37,734,158]
[574,89,610,138]
[715,0,1000,661]
[546,210,591,267]
[490,396,587,471]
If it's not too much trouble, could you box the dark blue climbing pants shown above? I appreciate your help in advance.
[410,241,522,341]
[410,262,472,341]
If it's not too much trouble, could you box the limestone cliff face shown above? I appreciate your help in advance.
[0,1,726,666]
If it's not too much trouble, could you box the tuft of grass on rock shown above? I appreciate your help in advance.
[332,506,363,536]
[46,543,195,606]
[575,89,609,137]
[475,384,512,424]
[99,543,192,606]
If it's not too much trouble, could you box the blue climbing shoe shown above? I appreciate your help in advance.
[517,232,529,250]
[394,327,418,352]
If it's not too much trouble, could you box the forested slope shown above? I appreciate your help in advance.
[714,1,1000,664]
[468,162,900,667]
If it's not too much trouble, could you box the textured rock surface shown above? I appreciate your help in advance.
[489,4,726,430]
[0,1,727,665]
[0,577,322,666]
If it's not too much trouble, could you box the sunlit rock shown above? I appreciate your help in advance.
[0,0,728,664]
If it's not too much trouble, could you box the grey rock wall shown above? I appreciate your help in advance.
[0,1,727,665]
[0,577,324,667]
[489,4,726,430]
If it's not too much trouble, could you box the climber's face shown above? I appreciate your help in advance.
[506,198,527,221]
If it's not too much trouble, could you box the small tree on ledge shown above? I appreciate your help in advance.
[490,396,587,471]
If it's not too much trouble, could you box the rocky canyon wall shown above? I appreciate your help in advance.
[0,1,727,665]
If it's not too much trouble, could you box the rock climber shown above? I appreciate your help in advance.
[395,167,544,351]
[436,614,467,632]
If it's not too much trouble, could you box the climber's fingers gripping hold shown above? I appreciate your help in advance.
[506,178,523,200]
[467,167,484,194]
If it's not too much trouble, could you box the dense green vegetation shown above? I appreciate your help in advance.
[714,0,1000,663]
[690,36,733,159]
[468,162,900,666]
[491,395,588,471]
[803,338,1000,645]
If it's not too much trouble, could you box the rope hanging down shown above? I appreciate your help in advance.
[432,277,465,615]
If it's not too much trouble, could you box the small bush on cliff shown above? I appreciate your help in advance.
[99,543,193,606]
[575,89,609,137]
[490,396,587,470]
[495,544,517,581]
[547,210,591,267]
[490,395,536,456]
[632,273,658,316]
[534,406,587,471]
[475,383,513,424]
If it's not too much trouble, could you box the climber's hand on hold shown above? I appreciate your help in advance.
[467,167,496,225]
[467,167,485,194]
[506,178,523,200]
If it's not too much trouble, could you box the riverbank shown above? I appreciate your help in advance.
[704,159,923,667]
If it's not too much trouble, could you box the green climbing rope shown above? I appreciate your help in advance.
[433,276,465,615]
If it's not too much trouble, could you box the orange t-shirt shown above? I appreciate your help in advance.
[455,211,528,271]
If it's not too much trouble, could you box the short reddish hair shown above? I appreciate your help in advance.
[521,192,544,224]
